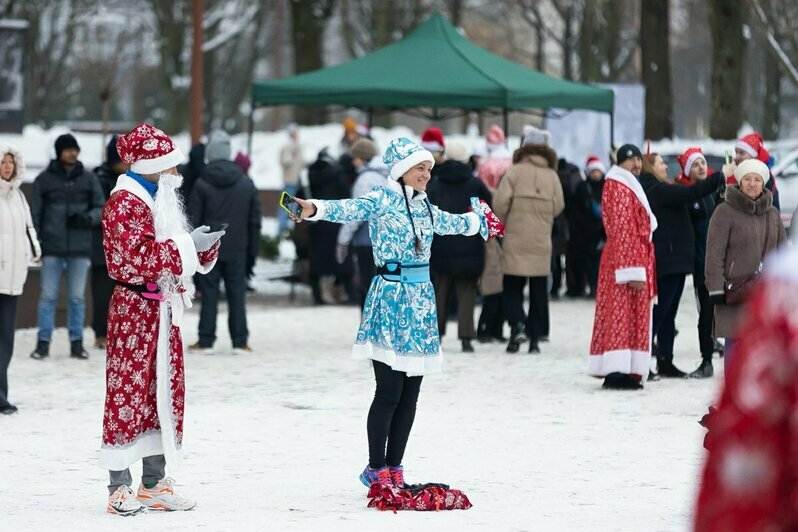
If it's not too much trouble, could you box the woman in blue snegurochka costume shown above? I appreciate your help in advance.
[292,137,497,490]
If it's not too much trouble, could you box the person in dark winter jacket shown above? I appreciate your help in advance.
[305,148,354,304]
[675,148,724,378]
[30,133,105,361]
[177,141,206,202]
[568,156,606,298]
[556,158,584,298]
[639,152,724,379]
[187,130,262,352]
[426,142,492,352]
[90,135,128,349]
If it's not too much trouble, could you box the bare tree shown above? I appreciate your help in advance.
[708,0,747,139]
[290,0,336,124]
[640,0,672,139]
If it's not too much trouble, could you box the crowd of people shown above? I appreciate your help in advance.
[0,118,792,524]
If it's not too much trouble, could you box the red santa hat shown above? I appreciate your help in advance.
[584,155,606,175]
[677,147,706,178]
[117,123,184,175]
[736,131,772,165]
[421,127,445,153]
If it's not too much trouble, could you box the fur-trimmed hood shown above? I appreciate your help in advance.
[512,143,558,169]
[0,143,25,187]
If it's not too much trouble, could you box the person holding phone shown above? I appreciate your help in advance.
[289,137,502,490]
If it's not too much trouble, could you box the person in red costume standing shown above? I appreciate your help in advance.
[694,245,798,531]
[99,123,224,516]
[588,144,657,390]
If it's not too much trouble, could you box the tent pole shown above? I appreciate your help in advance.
[503,108,509,137]
[367,107,373,129]
[247,99,255,156]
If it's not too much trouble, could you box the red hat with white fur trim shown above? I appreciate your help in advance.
[117,123,185,175]
[421,127,445,153]
[735,132,772,165]
[677,147,706,178]
[584,155,605,175]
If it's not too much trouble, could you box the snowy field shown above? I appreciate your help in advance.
[1,273,718,532]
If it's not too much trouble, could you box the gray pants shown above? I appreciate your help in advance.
[108,455,166,494]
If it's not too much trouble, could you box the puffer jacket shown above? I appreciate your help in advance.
[30,159,104,257]
[493,143,565,277]
[0,144,41,295]
[705,186,786,337]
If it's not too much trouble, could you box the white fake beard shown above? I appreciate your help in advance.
[152,172,195,300]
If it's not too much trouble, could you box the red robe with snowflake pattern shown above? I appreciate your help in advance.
[694,247,798,531]
[99,175,219,471]
[588,166,657,381]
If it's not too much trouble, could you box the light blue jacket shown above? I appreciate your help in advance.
[308,178,483,375]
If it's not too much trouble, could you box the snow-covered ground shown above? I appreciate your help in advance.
[2,272,718,531]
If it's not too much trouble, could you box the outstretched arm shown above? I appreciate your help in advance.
[293,188,387,225]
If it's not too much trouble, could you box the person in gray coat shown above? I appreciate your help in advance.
[30,133,105,360]
[706,159,786,370]
[187,130,261,352]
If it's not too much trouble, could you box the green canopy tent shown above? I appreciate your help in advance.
[250,13,614,149]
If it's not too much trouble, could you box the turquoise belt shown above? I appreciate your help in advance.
[376,261,430,283]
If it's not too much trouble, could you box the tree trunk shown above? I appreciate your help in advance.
[762,55,781,140]
[579,0,598,81]
[290,0,334,125]
[640,0,673,139]
[709,0,747,139]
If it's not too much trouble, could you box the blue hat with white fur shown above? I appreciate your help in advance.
[383,137,435,180]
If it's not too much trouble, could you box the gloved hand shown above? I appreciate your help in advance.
[469,198,505,239]
[335,244,349,264]
[67,212,94,229]
[190,225,225,252]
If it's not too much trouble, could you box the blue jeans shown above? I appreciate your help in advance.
[37,256,91,342]
[277,184,299,236]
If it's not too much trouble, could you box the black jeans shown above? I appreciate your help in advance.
[354,246,375,310]
[503,275,549,340]
[477,293,504,339]
[0,294,18,408]
[693,268,714,360]
[91,265,116,338]
[367,360,423,469]
[652,273,686,361]
[196,258,249,348]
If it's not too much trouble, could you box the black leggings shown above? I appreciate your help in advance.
[367,360,423,469]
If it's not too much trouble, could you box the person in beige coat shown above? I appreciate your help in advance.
[706,158,786,371]
[0,143,41,414]
[493,127,565,353]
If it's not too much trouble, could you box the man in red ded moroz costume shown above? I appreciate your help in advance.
[588,144,658,390]
[99,123,224,516]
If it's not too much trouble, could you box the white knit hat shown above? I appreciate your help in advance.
[733,158,770,184]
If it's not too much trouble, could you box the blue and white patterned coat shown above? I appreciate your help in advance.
[307,178,484,376]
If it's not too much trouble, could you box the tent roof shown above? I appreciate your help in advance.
[251,13,613,113]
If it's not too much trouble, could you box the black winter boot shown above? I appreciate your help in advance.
[70,339,89,360]
[30,340,49,360]
[602,372,643,390]
[527,339,540,354]
[461,338,475,353]
[690,358,714,379]
[506,324,527,353]
[657,357,688,378]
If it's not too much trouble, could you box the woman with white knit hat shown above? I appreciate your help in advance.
[706,158,786,370]
[292,137,503,490]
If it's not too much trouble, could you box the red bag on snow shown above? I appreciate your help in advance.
[367,483,473,513]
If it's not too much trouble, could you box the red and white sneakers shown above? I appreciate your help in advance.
[136,477,197,511]
[107,486,147,517]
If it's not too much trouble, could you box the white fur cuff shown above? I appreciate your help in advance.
[615,267,646,284]
[171,233,199,277]
[305,199,327,221]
